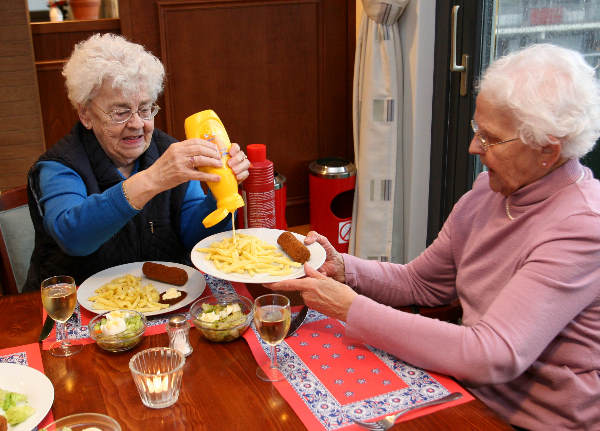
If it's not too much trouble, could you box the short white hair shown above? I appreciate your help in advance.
[62,33,165,108]
[478,44,600,159]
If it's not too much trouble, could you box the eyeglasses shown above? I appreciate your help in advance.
[91,101,160,124]
[471,120,520,152]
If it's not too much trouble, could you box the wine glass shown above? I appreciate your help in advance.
[41,275,82,357]
[253,294,291,382]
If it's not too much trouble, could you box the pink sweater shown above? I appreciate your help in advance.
[344,159,600,430]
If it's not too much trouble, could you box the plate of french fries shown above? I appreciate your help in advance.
[190,228,326,283]
[77,261,206,316]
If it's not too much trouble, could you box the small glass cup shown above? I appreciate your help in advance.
[129,347,185,409]
[41,412,121,430]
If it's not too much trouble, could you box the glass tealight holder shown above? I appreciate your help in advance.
[128,347,185,409]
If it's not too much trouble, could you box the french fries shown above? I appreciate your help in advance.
[88,274,169,312]
[197,233,301,276]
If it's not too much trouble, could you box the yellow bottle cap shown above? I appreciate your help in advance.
[202,208,230,228]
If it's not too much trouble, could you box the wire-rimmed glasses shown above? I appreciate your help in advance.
[91,100,160,124]
[471,119,520,152]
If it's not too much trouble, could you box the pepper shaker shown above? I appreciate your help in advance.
[166,314,193,357]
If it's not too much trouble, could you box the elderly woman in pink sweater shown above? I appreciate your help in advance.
[270,44,600,430]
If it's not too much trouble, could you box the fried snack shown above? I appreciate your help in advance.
[142,262,188,286]
[0,415,7,431]
[197,233,301,276]
[277,231,311,263]
[88,274,169,312]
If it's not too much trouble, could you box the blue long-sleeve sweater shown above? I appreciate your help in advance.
[37,160,231,256]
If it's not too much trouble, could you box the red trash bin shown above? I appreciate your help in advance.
[309,158,356,253]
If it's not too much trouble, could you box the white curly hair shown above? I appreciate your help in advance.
[478,43,600,159]
[62,33,165,108]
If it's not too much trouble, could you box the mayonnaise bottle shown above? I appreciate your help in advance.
[184,110,245,227]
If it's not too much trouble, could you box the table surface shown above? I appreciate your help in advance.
[0,290,515,431]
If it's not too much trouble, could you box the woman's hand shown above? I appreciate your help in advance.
[227,143,250,183]
[124,137,223,209]
[304,231,346,283]
[267,264,357,321]
[149,137,224,187]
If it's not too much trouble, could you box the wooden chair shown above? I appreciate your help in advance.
[0,185,33,295]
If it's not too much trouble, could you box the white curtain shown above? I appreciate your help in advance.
[350,0,409,262]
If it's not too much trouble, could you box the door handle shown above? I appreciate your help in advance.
[450,5,469,96]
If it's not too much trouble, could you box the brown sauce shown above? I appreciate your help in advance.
[158,290,188,306]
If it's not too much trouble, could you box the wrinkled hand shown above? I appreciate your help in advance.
[304,231,345,283]
[146,137,222,190]
[227,143,250,183]
[267,264,357,321]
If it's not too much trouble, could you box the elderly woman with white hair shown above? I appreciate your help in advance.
[269,44,600,430]
[23,33,249,292]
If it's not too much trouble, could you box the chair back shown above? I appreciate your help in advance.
[0,185,34,295]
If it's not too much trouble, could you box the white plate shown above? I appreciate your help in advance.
[0,363,54,431]
[190,228,326,283]
[77,261,206,317]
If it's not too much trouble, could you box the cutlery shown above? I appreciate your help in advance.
[38,314,55,342]
[286,305,308,337]
[352,392,463,430]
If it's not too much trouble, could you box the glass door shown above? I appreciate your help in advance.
[477,0,600,176]
[428,0,600,243]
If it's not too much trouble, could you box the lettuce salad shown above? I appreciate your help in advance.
[0,388,34,426]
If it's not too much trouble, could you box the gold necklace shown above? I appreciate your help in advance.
[504,167,584,221]
[505,197,514,221]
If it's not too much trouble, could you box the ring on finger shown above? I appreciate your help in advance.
[189,155,195,169]
[241,153,247,161]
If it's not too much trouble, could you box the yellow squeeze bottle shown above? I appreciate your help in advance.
[184,110,245,228]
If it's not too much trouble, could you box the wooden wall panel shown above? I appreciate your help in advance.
[121,0,355,226]
[31,19,121,61]
[0,0,45,191]
[30,19,121,149]
[36,60,79,147]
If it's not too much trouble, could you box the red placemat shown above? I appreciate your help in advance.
[0,343,55,428]
[229,280,473,430]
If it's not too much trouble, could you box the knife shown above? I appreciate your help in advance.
[286,305,308,338]
[38,315,54,342]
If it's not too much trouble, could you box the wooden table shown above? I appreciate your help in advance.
[1,291,513,430]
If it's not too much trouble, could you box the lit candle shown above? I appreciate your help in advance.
[146,372,169,394]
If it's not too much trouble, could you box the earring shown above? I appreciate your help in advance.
[542,161,548,167]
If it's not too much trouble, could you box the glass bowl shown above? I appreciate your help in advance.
[41,412,121,430]
[190,293,254,342]
[88,310,146,352]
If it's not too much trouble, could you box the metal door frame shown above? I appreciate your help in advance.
[427,1,490,244]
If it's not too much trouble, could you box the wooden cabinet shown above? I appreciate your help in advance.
[22,0,355,226]
[30,18,121,152]
[120,0,356,226]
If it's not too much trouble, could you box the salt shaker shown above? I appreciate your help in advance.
[166,314,193,357]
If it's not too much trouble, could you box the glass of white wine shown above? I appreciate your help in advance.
[253,294,291,382]
[41,275,82,357]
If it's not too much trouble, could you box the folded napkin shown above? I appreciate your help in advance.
[0,343,55,428]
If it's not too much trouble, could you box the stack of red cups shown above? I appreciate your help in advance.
[241,144,276,228]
